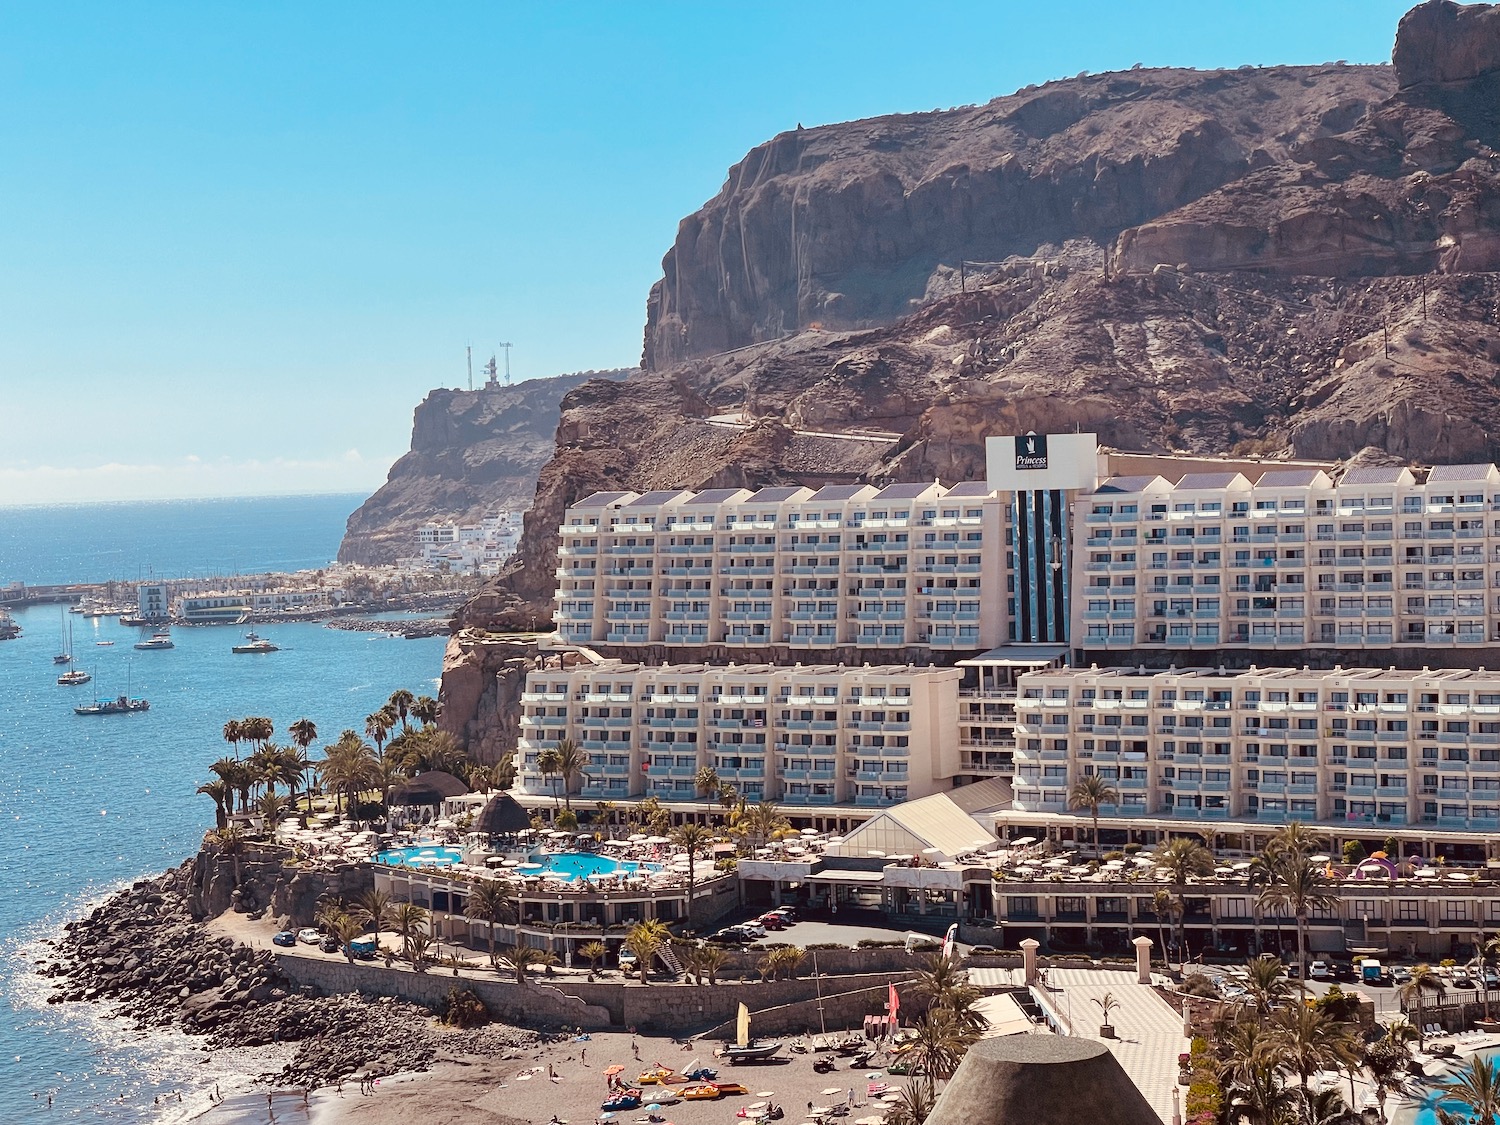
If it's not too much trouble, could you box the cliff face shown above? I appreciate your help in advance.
[444,3,1500,742]
[337,369,633,565]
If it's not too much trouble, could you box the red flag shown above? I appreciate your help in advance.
[887,982,900,1021]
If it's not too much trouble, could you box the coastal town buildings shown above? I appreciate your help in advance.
[134,574,346,622]
[399,512,525,576]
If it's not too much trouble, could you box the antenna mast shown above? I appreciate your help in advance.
[466,344,473,392]
[497,342,513,386]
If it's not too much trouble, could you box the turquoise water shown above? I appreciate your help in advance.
[0,572,446,1120]
[528,853,656,880]
[375,845,466,868]
[1407,1048,1500,1125]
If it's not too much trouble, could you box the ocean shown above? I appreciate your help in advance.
[0,496,449,1123]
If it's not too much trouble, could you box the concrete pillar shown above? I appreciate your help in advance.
[1021,938,1041,986]
[1133,936,1153,984]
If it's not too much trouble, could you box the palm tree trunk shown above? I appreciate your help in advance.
[1092,809,1101,859]
[1296,915,1308,998]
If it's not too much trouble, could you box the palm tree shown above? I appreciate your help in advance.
[214,825,246,887]
[1268,1001,1361,1094]
[1241,955,1291,1021]
[885,1078,937,1125]
[1255,849,1338,992]
[1068,773,1119,858]
[624,919,670,984]
[241,716,275,751]
[197,780,229,830]
[694,765,720,819]
[1449,1055,1500,1125]
[671,822,713,923]
[365,710,395,759]
[700,944,729,985]
[209,756,247,815]
[331,912,366,963]
[911,951,968,1006]
[1399,964,1447,1049]
[579,940,608,976]
[1152,889,1181,969]
[1156,836,1214,885]
[319,732,380,814]
[388,689,415,731]
[411,695,441,727]
[498,943,557,985]
[554,738,589,810]
[464,880,515,966]
[249,743,288,798]
[222,719,244,760]
[354,888,394,944]
[904,1007,976,1081]
[1363,1024,1414,1124]
[535,746,563,812]
[1091,991,1120,1033]
[745,800,789,849]
[392,901,430,957]
[405,930,434,970]
[1223,1050,1298,1125]
[595,800,618,838]
[288,717,318,756]
[279,744,311,810]
[255,791,289,831]
[1264,820,1327,863]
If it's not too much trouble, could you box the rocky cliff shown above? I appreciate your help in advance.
[443,2,1500,743]
[338,368,633,565]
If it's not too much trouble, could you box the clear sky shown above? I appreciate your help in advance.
[0,0,1414,505]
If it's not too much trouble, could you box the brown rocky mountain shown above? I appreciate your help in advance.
[436,1,1500,756]
[337,369,632,565]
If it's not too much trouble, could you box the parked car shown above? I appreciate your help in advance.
[1332,962,1357,982]
[758,913,786,930]
[767,907,797,924]
[1309,960,1332,981]
[319,935,340,954]
[1452,972,1475,990]
[738,922,767,939]
[1390,966,1413,985]
[618,948,639,967]
[272,930,297,947]
[297,927,322,945]
[348,938,378,960]
[1483,968,1499,989]
[709,928,748,944]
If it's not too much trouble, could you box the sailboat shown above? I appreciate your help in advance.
[75,663,149,715]
[53,607,71,664]
[718,1003,783,1063]
[56,620,90,684]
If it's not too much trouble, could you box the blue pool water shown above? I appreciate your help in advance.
[529,852,656,880]
[375,845,467,868]
[1407,1048,1500,1125]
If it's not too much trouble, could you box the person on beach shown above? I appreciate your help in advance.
[581,1047,587,1065]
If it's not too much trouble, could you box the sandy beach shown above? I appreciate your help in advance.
[187,1029,906,1125]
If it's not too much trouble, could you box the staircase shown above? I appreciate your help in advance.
[657,944,684,978]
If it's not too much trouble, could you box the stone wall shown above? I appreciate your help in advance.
[186,840,372,927]
[717,945,947,978]
[703,980,925,1040]
[273,950,612,1030]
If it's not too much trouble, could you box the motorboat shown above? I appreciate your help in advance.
[75,694,150,715]
[231,631,279,654]
[58,668,92,686]
[134,632,174,650]
[717,1003,783,1064]
[96,641,114,646]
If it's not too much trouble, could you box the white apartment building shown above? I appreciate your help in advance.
[516,659,962,810]
[1074,463,1500,654]
[1011,664,1500,834]
[554,483,1004,652]
[409,512,525,576]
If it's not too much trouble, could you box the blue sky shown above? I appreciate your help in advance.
[0,1,1413,504]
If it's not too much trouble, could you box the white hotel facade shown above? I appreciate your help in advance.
[518,433,1500,839]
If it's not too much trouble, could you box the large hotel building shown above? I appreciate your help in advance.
[515,432,1500,845]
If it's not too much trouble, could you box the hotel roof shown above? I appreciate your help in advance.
[684,488,751,505]
[746,486,812,503]
[1094,475,1167,494]
[1255,468,1326,487]
[626,489,693,507]
[807,484,878,501]
[945,481,996,498]
[571,491,638,508]
[874,482,941,500]
[1176,471,1249,490]
[1427,464,1499,483]
[1340,465,1410,485]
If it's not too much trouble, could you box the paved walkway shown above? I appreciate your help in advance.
[1041,968,1184,1125]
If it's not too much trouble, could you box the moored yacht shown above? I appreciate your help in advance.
[133,631,174,650]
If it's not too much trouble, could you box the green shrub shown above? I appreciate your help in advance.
[856,939,906,948]
[804,943,849,951]
[441,987,489,1028]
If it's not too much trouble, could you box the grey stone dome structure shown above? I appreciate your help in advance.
[925,1036,1159,1125]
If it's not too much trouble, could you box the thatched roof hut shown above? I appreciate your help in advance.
[474,793,532,838]
[924,1036,1158,1125]
[389,770,469,808]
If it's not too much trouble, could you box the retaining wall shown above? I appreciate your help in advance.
[702,979,923,1040]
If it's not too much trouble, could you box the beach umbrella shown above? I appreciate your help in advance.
[647,1104,664,1112]
[604,1065,626,1076]
[821,1088,843,1096]
[756,1092,775,1099]
[599,1114,616,1121]
[748,1102,768,1111]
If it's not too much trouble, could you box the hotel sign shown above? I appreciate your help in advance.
[1014,433,1049,470]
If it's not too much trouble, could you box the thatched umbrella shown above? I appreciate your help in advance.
[390,770,469,808]
[924,1036,1158,1125]
[474,793,532,844]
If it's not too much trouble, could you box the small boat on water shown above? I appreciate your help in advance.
[134,631,174,650]
[53,607,72,663]
[52,652,72,665]
[231,631,279,654]
[717,1004,783,1064]
[58,668,92,686]
[75,694,150,715]
[96,640,114,646]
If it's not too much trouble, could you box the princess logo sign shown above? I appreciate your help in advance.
[1014,433,1049,470]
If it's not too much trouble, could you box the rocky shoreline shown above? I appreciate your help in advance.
[32,859,539,1092]
[324,616,452,639]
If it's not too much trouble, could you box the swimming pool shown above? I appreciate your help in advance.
[523,852,659,881]
[375,844,466,868]
[1400,1048,1500,1125]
